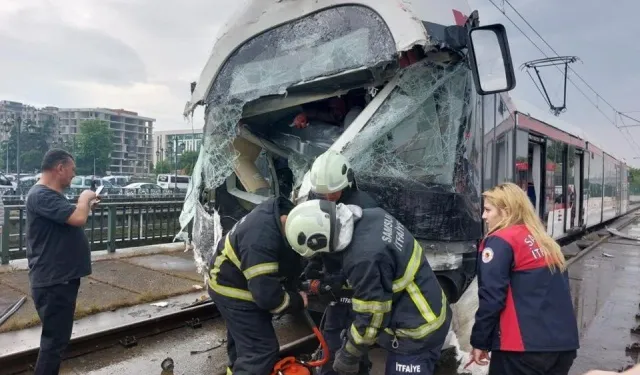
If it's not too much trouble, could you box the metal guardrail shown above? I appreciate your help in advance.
[1,188,187,204]
[0,199,188,265]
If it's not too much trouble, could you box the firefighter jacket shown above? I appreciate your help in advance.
[340,207,451,356]
[337,187,378,211]
[470,224,580,352]
[207,197,304,314]
[305,187,379,299]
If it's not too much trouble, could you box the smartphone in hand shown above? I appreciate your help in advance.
[95,185,104,196]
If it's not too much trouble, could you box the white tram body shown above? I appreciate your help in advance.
[180,0,627,304]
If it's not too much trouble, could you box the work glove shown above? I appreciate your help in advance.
[333,347,360,375]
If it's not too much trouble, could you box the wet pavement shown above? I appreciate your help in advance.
[568,216,640,374]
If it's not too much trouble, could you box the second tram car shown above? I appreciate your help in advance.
[485,96,629,239]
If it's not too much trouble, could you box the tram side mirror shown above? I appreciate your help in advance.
[468,24,516,95]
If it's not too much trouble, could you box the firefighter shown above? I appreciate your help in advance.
[207,196,308,375]
[470,182,579,374]
[285,200,451,375]
[307,150,377,208]
[304,150,378,375]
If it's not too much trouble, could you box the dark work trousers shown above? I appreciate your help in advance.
[384,345,443,375]
[488,350,577,375]
[31,278,80,375]
[214,301,280,375]
[319,302,372,375]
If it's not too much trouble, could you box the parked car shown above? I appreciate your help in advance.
[123,182,163,197]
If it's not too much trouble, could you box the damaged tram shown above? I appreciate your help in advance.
[180,0,517,304]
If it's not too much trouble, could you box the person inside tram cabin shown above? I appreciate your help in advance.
[285,199,451,375]
[291,90,367,130]
[301,150,378,375]
[470,182,580,375]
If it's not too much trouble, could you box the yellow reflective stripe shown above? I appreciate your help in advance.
[352,298,392,314]
[392,240,422,293]
[350,324,370,345]
[407,282,437,322]
[244,262,279,280]
[270,292,290,314]
[208,248,254,302]
[349,311,383,346]
[208,277,254,302]
[226,367,232,375]
[384,290,448,339]
[345,341,362,356]
[371,312,384,329]
[222,236,242,269]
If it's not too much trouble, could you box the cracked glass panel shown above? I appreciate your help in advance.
[208,5,396,105]
[179,5,397,275]
[343,59,482,241]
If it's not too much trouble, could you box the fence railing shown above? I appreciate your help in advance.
[0,199,187,264]
[1,187,187,203]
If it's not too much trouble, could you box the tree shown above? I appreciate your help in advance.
[179,151,199,175]
[154,160,172,174]
[629,167,640,195]
[75,120,113,175]
[0,118,56,173]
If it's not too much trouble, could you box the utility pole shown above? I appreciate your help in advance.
[15,116,20,185]
[174,139,178,190]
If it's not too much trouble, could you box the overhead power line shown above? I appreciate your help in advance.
[486,0,640,159]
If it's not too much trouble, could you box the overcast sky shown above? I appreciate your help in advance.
[0,0,638,165]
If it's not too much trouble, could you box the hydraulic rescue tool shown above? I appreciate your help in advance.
[270,309,329,375]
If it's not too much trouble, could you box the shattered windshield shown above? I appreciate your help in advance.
[208,5,396,105]
[344,59,473,188]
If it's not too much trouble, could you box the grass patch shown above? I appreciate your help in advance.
[0,283,202,333]
[0,312,41,333]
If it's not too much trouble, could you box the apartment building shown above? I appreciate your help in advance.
[152,128,203,165]
[0,101,60,142]
[58,108,155,175]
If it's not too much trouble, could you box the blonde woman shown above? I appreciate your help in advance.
[470,182,580,375]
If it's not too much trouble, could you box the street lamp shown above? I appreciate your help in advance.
[1,114,24,184]
[2,122,10,173]
[174,140,186,190]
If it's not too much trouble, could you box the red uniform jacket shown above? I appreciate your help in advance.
[470,224,579,352]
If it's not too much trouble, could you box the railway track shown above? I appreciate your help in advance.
[2,208,639,375]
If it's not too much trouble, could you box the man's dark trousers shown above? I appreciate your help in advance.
[214,299,280,375]
[32,278,80,375]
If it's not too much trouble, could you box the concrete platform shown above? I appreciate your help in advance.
[0,242,204,335]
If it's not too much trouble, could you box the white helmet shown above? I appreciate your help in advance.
[309,150,354,195]
[285,200,340,258]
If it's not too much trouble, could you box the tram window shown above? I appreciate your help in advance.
[496,130,513,183]
[347,62,472,186]
[515,130,529,189]
[544,139,558,222]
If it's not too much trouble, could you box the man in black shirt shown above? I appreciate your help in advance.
[26,149,99,375]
